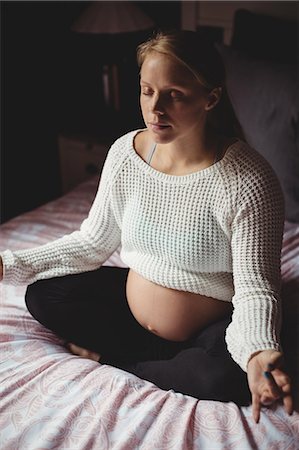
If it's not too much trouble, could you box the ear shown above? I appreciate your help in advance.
[205,87,222,111]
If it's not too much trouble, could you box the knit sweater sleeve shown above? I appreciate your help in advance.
[225,152,285,372]
[0,142,122,286]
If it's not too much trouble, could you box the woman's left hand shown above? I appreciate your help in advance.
[247,350,293,423]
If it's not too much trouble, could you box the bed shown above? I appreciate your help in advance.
[1,9,299,450]
[1,173,299,450]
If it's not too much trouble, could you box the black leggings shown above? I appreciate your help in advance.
[25,266,251,405]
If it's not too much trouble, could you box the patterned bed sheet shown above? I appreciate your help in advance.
[1,176,298,449]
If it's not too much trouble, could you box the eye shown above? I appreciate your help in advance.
[141,88,153,96]
[170,90,184,100]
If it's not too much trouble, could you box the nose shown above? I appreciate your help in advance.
[150,94,165,115]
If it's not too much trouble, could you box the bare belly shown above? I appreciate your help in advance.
[126,270,232,342]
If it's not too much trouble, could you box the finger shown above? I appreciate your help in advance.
[267,355,283,370]
[274,372,292,390]
[283,393,294,416]
[67,343,82,354]
[67,343,100,361]
[252,393,261,423]
[281,380,292,393]
[260,393,275,406]
[262,370,294,415]
[263,370,293,415]
[263,371,282,399]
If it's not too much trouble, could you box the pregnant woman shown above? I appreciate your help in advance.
[0,30,292,423]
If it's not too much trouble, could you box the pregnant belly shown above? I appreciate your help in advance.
[126,270,232,342]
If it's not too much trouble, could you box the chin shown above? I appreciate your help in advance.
[148,128,175,144]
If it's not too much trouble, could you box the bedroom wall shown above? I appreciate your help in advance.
[1,2,88,224]
[182,1,298,43]
[0,1,181,224]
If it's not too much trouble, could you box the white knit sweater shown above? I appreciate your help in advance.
[1,129,285,371]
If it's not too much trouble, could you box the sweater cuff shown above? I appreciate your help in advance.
[226,328,281,372]
[0,250,18,285]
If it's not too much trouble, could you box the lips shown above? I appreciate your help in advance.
[148,122,171,131]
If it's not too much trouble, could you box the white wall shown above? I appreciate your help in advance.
[181,1,299,44]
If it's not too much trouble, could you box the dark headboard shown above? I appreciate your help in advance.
[231,8,297,64]
[216,9,299,223]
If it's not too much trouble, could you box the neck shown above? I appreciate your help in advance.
[159,132,221,169]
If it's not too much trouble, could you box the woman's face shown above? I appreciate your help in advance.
[140,51,213,144]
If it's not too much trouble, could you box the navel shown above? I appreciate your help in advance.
[147,324,158,334]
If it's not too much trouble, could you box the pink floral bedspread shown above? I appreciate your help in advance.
[1,177,299,449]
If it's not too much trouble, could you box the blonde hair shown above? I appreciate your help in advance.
[137,30,245,140]
[137,30,214,89]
